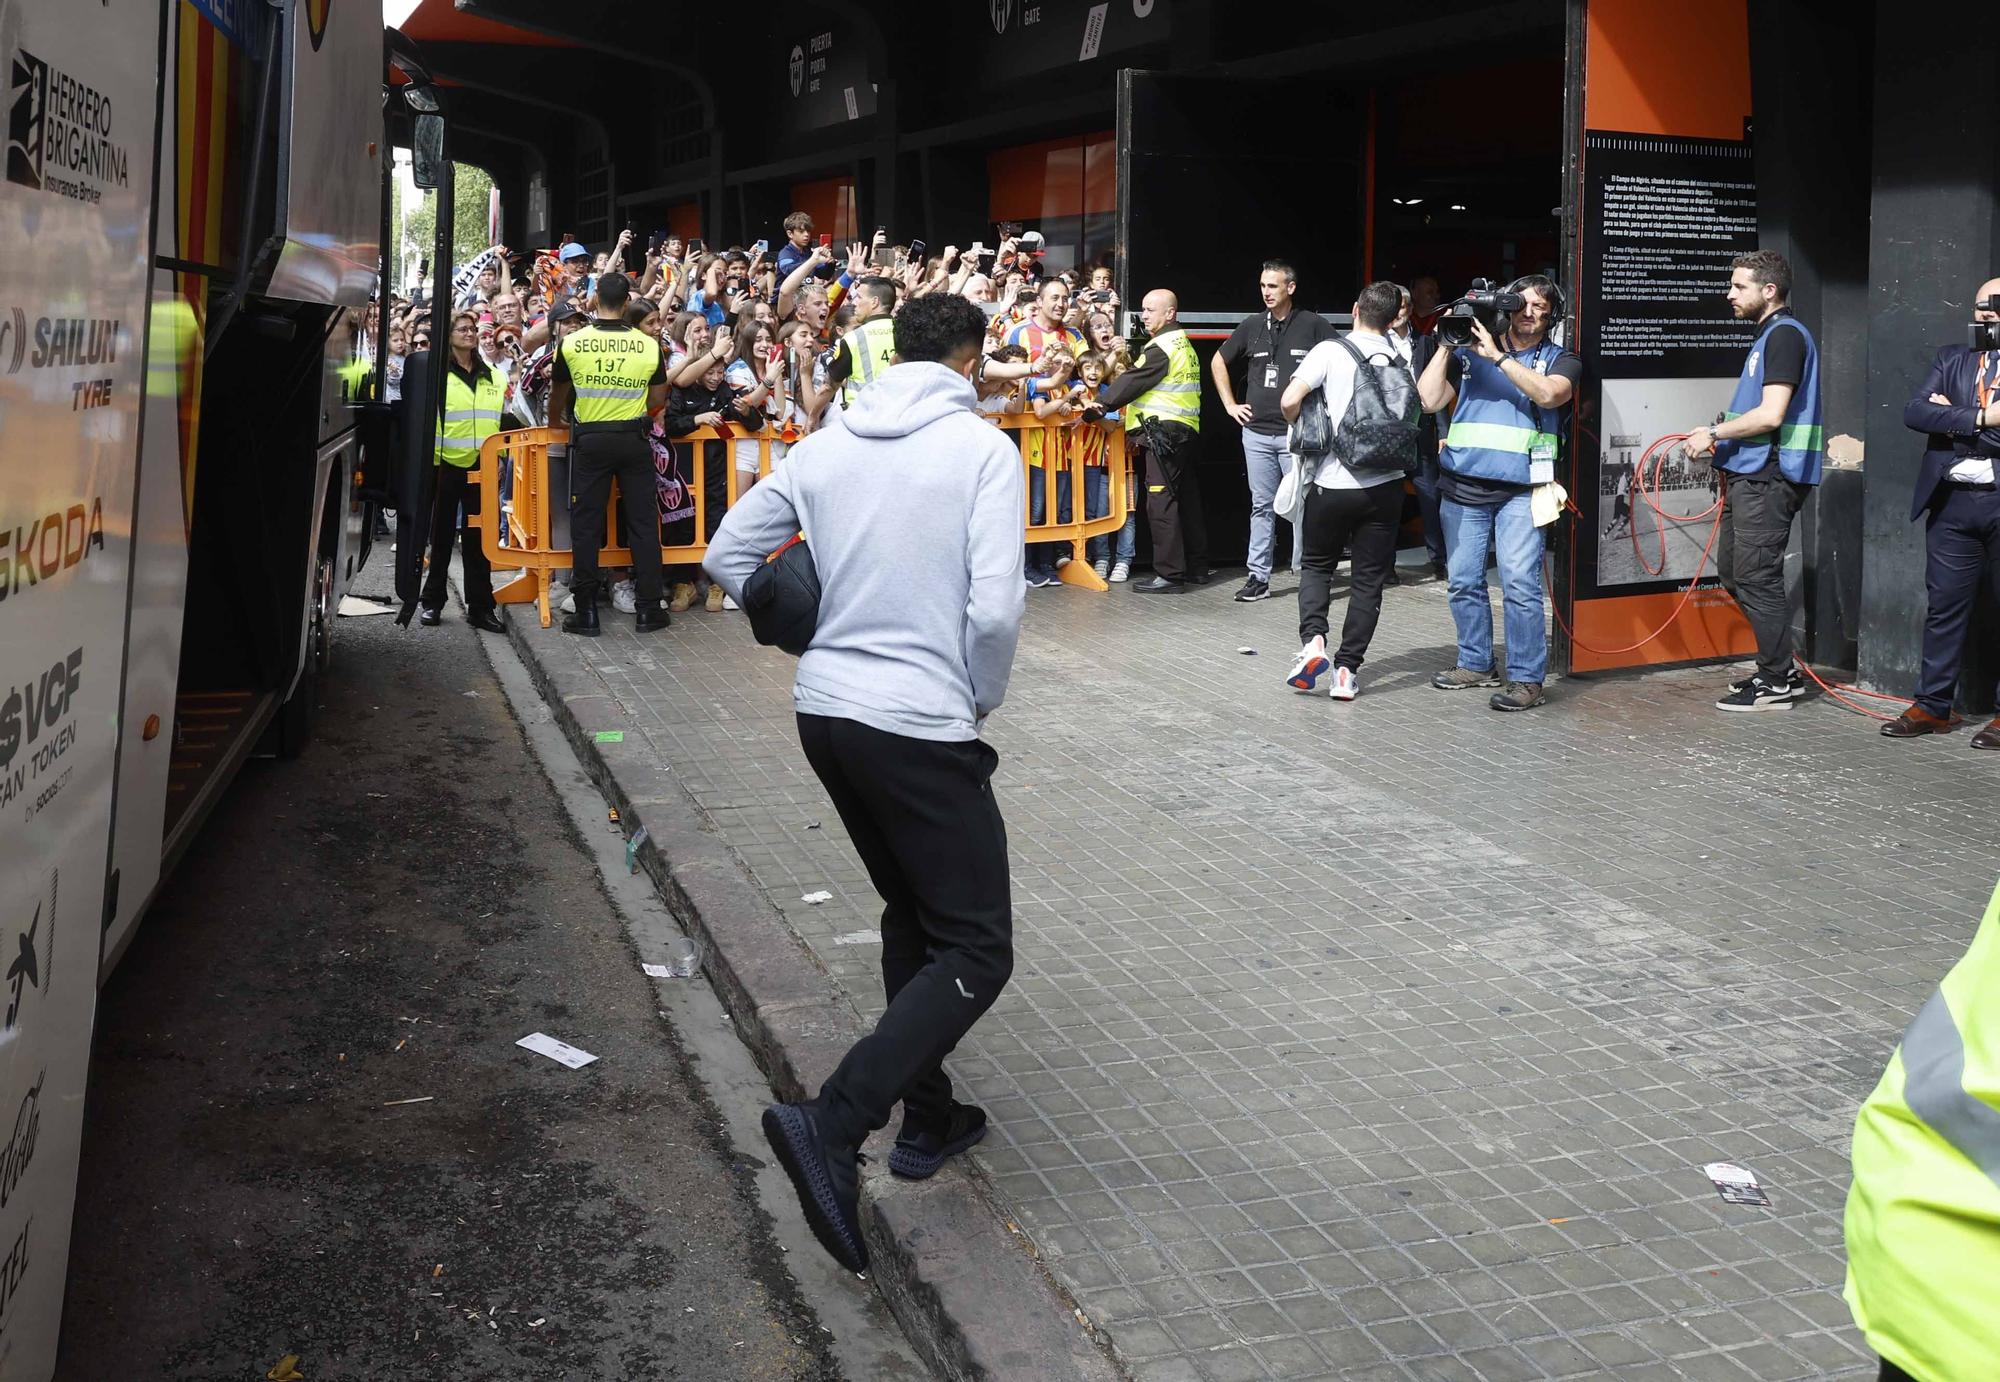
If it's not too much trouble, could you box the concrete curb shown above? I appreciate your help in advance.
[503,609,1125,1382]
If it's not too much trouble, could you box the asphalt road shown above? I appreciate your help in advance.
[54,560,919,1380]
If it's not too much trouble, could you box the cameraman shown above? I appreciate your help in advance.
[1417,275,1579,712]
[1681,250,1823,712]
[1879,275,2000,748]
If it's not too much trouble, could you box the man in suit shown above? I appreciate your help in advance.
[1881,276,2000,747]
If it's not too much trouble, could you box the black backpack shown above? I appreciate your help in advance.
[1330,335,1421,476]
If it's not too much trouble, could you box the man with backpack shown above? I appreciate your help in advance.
[1277,281,1422,700]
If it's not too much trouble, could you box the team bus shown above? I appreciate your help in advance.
[0,1,449,1373]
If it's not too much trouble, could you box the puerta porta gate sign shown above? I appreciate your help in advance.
[1574,132,1760,603]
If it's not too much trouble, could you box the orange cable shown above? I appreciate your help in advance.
[1549,434,1916,719]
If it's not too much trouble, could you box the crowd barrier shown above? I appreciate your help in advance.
[471,412,1134,627]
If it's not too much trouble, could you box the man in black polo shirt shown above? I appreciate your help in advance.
[1212,260,1336,602]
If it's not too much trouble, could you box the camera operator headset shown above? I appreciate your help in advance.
[1415,275,1580,712]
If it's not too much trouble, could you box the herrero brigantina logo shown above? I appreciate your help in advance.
[7,38,129,203]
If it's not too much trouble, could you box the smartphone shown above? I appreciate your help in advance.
[752,238,769,254]
[647,231,661,254]
[818,233,832,248]
[997,221,1022,240]
[874,225,887,240]
[908,238,927,261]
[689,237,704,253]
[765,343,783,364]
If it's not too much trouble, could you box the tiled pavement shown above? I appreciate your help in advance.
[525,565,1995,1381]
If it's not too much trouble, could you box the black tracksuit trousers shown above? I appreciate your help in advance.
[797,713,1014,1149]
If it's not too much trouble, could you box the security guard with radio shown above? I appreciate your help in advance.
[1417,274,1581,711]
[1844,875,2000,1382]
[826,275,900,408]
[419,308,505,631]
[1681,249,1824,712]
[548,271,671,636]
[1097,288,1208,593]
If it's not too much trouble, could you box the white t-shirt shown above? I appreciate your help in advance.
[1289,329,1410,491]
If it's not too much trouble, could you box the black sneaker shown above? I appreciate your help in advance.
[889,1102,989,1180]
[1233,577,1270,603]
[1716,672,1806,712]
[761,1102,868,1272]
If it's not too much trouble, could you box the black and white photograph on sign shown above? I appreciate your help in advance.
[1595,377,1729,589]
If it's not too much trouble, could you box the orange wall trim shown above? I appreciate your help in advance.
[788,177,857,243]
[1584,0,1750,139]
[1567,589,1756,675]
[989,131,1116,223]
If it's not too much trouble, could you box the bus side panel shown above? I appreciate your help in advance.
[102,268,198,977]
[0,0,164,1374]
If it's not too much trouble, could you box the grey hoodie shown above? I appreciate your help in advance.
[703,361,1026,742]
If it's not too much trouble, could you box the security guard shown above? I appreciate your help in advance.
[827,275,899,407]
[548,271,670,635]
[1683,249,1824,712]
[419,309,504,631]
[1879,275,2000,749]
[1844,876,2000,1382]
[1097,288,1207,592]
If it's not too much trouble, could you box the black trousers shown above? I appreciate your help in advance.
[568,428,664,602]
[1716,471,1809,679]
[421,463,494,614]
[797,714,1014,1149]
[1914,484,2000,717]
[1297,479,1403,669]
[1141,423,1206,582]
[664,440,727,583]
[1413,445,1447,566]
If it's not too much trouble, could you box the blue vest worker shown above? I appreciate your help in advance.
[1685,251,1824,711]
[1424,275,1581,711]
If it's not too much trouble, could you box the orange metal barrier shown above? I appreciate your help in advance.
[991,412,1133,592]
[470,413,1132,626]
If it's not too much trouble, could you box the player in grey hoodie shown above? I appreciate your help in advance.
[704,294,1025,1273]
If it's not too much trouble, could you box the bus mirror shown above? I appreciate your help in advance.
[412,113,445,189]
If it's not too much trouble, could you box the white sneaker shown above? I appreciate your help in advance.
[611,579,638,614]
[721,593,739,611]
[1329,666,1359,701]
[1092,559,1111,580]
[1286,637,1329,692]
[1109,561,1131,583]
[1054,555,1072,571]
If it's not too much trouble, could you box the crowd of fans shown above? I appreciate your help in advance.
[365,213,1143,610]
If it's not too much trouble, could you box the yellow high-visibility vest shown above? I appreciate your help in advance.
[1126,327,1201,432]
[434,367,504,468]
[1845,878,2000,1381]
[838,315,897,406]
[559,321,660,424]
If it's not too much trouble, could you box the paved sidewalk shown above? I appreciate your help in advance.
[516,570,1994,1382]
